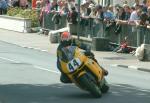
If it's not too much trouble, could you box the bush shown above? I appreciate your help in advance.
[7,7,39,27]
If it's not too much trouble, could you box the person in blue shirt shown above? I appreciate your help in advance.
[103,5,115,20]
[0,0,8,14]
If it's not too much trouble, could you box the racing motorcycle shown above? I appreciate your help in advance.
[60,46,109,98]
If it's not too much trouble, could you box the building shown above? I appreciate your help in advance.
[99,0,148,6]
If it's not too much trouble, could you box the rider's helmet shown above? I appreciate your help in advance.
[60,31,72,46]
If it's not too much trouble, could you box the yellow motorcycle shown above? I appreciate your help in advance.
[60,46,109,98]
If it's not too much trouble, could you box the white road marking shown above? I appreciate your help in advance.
[33,65,60,74]
[0,56,60,74]
[128,66,138,70]
[0,56,21,63]
[111,84,150,92]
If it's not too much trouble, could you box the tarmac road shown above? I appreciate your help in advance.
[0,41,150,103]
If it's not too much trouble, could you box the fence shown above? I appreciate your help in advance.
[42,12,150,47]
[42,12,67,30]
[69,18,150,48]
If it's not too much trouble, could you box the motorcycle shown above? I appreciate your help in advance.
[60,46,109,98]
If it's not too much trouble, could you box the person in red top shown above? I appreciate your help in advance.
[32,0,37,9]
[116,36,131,53]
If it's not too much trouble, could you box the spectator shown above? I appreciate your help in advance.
[124,5,131,20]
[0,0,8,15]
[59,2,69,15]
[114,7,126,34]
[44,0,51,14]
[12,0,19,7]
[133,0,140,7]
[80,3,87,17]
[57,0,65,10]
[129,9,142,25]
[95,4,104,20]
[19,0,28,9]
[141,0,147,12]
[104,5,115,20]
[52,11,61,29]
[89,3,96,18]
[36,0,41,8]
[115,6,126,20]
[85,1,91,16]
[39,0,51,26]
[147,6,150,24]
[67,0,75,11]
[130,6,135,13]
[116,36,132,53]
[139,12,148,26]
[123,0,128,7]
[32,0,37,9]
[67,6,78,24]
[51,0,58,11]
[134,4,140,10]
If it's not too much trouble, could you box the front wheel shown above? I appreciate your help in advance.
[79,74,102,98]
[100,78,109,93]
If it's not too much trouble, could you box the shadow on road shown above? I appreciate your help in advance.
[0,83,150,103]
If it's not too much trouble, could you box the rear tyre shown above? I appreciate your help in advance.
[79,74,102,98]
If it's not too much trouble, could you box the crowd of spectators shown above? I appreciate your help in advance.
[2,0,150,28]
[34,0,150,28]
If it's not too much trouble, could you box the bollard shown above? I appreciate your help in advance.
[92,37,110,51]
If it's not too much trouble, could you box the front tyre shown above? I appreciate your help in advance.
[79,74,102,98]
[100,78,109,93]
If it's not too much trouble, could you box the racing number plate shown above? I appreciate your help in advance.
[67,58,82,73]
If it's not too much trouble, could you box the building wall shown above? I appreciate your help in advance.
[100,0,144,6]
[113,0,144,7]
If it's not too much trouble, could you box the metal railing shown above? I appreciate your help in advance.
[41,12,150,47]
[42,12,67,30]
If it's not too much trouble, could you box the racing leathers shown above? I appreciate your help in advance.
[57,39,107,83]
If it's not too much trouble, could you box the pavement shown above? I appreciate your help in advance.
[0,29,150,73]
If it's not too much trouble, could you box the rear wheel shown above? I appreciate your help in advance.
[79,74,102,98]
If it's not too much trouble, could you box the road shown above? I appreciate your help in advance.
[0,41,150,103]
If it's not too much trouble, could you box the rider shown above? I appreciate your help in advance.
[57,31,108,83]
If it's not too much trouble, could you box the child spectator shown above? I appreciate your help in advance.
[115,37,133,53]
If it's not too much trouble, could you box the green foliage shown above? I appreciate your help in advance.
[7,7,39,27]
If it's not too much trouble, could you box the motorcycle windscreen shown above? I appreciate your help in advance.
[62,46,82,73]
[61,46,76,61]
